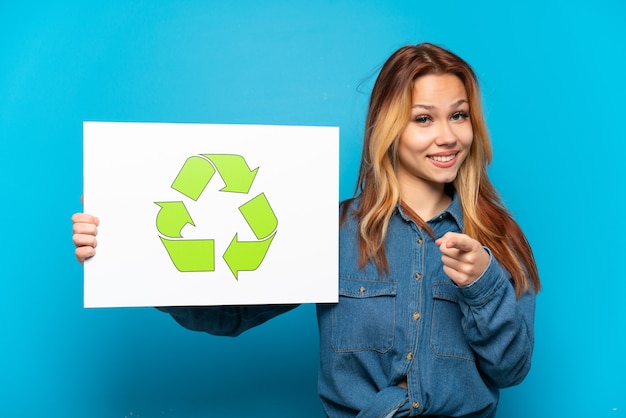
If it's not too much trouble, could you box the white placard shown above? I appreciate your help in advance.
[83,122,339,308]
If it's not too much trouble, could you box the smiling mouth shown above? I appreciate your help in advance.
[428,153,457,163]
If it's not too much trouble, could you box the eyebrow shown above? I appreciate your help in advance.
[412,99,469,110]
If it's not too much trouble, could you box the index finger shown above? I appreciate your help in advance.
[441,234,473,252]
[71,212,100,226]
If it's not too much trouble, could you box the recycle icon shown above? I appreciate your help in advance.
[155,154,278,279]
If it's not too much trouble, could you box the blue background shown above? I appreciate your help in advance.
[1,1,625,417]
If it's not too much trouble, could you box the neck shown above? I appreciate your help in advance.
[400,182,451,221]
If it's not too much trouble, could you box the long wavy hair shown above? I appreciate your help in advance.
[345,43,540,297]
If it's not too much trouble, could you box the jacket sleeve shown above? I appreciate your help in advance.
[456,250,536,388]
[156,304,299,337]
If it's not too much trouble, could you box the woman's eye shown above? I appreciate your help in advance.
[413,115,432,124]
[451,111,469,121]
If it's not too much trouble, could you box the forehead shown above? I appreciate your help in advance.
[411,74,467,102]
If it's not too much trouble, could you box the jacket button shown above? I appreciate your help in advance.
[417,237,424,245]
[413,401,420,408]
[413,312,421,321]
[415,272,422,280]
[406,352,413,360]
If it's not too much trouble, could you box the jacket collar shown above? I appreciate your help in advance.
[396,187,464,230]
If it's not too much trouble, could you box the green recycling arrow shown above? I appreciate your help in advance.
[239,193,278,239]
[159,237,215,272]
[155,201,194,238]
[203,154,258,193]
[223,232,276,279]
[171,156,216,201]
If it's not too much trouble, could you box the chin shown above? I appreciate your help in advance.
[436,173,459,184]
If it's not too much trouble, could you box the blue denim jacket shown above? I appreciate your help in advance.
[160,191,536,418]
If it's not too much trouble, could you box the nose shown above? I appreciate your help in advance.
[435,121,457,146]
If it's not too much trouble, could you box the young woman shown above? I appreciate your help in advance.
[72,43,540,418]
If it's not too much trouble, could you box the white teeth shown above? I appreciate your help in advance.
[430,154,455,163]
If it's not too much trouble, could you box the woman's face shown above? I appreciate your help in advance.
[396,73,473,192]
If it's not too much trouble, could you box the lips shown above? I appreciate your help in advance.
[428,151,459,167]
[429,153,456,163]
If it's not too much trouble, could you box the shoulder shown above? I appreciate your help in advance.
[339,196,359,211]
[339,197,360,226]
[338,198,360,242]
[339,197,360,218]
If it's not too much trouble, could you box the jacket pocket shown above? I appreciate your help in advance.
[331,278,397,353]
[430,281,475,361]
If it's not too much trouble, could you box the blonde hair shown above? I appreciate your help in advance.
[347,43,539,296]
